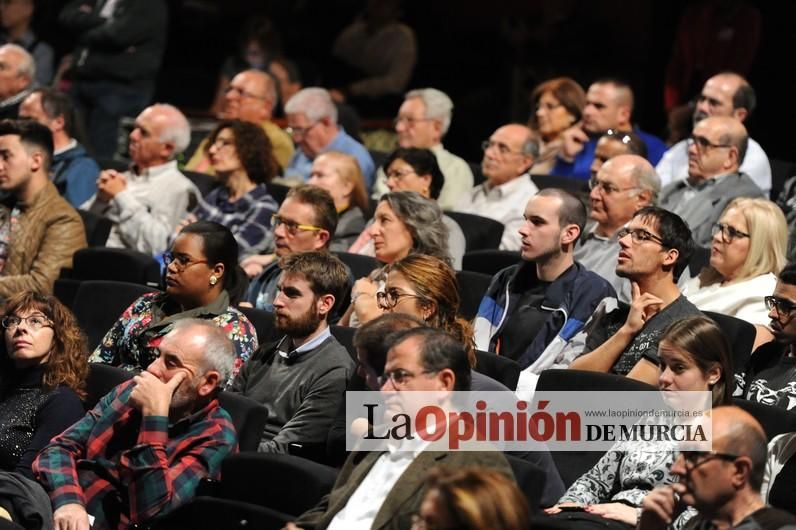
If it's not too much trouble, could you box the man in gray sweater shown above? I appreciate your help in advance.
[230,251,353,453]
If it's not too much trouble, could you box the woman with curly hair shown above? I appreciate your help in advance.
[0,291,88,478]
[179,119,280,258]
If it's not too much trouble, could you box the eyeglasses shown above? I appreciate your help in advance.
[163,251,209,272]
[617,227,666,246]
[481,140,525,157]
[224,85,268,101]
[711,222,750,243]
[605,128,633,144]
[376,288,424,310]
[393,116,435,128]
[378,368,436,388]
[286,121,320,138]
[210,137,235,149]
[687,135,732,151]
[675,450,739,471]
[2,315,53,331]
[385,169,416,182]
[764,296,796,318]
[588,177,639,195]
[271,214,324,236]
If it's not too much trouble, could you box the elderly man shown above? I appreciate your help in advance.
[0,43,35,120]
[19,87,101,207]
[657,72,771,194]
[455,123,539,250]
[639,406,796,530]
[370,88,474,209]
[33,319,238,530]
[575,155,660,302]
[186,69,294,172]
[0,119,86,298]
[551,79,667,179]
[83,103,198,255]
[659,116,763,247]
[283,87,375,188]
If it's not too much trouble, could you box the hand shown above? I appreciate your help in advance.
[585,502,639,525]
[175,213,198,235]
[560,123,589,160]
[351,278,382,324]
[53,503,90,530]
[282,523,304,530]
[623,282,663,334]
[544,502,584,515]
[638,486,678,530]
[241,254,276,278]
[96,170,127,201]
[129,371,186,417]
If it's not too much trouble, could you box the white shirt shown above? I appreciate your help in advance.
[761,432,796,502]
[455,174,538,251]
[683,272,777,326]
[655,137,771,194]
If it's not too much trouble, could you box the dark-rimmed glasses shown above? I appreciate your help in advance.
[711,223,750,243]
[376,288,424,310]
[764,296,796,318]
[378,368,436,388]
[616,227,666,246]
[271,214,324,236]
[2,315,53,331]
[163,252,209,272]
[687,135,732,151]
[675,450,739,471]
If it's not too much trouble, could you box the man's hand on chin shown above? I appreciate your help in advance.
[130,371,186,417]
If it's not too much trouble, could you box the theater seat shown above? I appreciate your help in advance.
[84,363,134,410]
[334,251,380,280]
[238,306,278,344]
[71,247,162,286]
[462,249,521,277]
[703,311,756,377]
[506,453,545,514]
[474,350,521,390]
[217,392,269,452]
[77,210,113,247]
[456,270,491,320]
[733,398,796,441]
[444,211,504,251]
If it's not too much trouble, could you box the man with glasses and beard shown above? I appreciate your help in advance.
[230,251,354,454]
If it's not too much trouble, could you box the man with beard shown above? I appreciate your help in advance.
[33,319,237,530]
[566,206,700,384]
[740,262,796,411]
[473,188,616,389]
[656,72,771,194]
[230,251,353,454]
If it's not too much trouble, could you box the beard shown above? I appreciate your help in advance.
[275,305,324,338]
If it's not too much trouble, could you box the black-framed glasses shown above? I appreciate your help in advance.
[163,252,209,272]
[616,227,666,246]
[271,214,324,236]
[711,223,750,243]
[764,296,796,317]
[687,135,732,151]
[378,368,436,388]
[376,288,424,310]
[481,140,525,157]
[675,450,739,471]
[385,169,417,182]
[2,315,53,331]
[605,128,632,144]
[588,177,639,195]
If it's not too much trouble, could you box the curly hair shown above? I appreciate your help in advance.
[380,191,452,266]
[2,291,89,399]
[205,119,278,184]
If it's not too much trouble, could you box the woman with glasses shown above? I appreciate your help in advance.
[0,291,87,478]
[546,315,733,528]
[177,120,279,259]
[90,221,257,381]
[527,77,586,175]
[685,198,787,334]
[307,151,369,252]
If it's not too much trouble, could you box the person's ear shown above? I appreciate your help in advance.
[51,114,66,135]
[418,173,433,196]
[706,364,722,387]
[726,146,740,169]
[731,456,754,488]
[197,370,221,396]
[437,368,456,391]
[315,229,331,249]
[29,149,44,174]
[618,105,632,126]
[317,293,336,317]
[210,262,225,285]
[732,107,748,123]
[560,223,580,247]
[661,247,680,269]
[635,189,653,208]
[420,299,437,322]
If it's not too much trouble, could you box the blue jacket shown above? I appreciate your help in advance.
[52,143,100,207]
[474,261,616,372]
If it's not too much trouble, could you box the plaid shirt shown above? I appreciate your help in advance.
[193,184,277,258]
[33,380,237,530]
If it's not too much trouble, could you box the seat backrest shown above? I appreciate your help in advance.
[444,211,504,251]
[462,249,521,277]
[77,209,113,247]
[733,398,796,441]
[455,270,491,320]
[84,363,135,410]
[182,170,218,197]
[530,174,588,193]
[688,246,710,277]
[330,325,357,362]
[505,453,545,514]
[268,182,290,205]
[473,350,521,390]
[217,391,269,452]
[334,251,379,280]
[702,311,756,376]
[238,306,277,344]
[72,247,162,286]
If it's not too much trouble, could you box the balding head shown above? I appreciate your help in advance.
[687,116,748,181]
[128,104,191,168]
[711,406,767,490]
[221,69,277,122]
[590,154,659,234]
[694,73,755,124]
[481,124,537,186]
[0,44,34,99]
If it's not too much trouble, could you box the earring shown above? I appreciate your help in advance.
[209,275,218,286]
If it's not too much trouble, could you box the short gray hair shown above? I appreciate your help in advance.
[170,318,235,385]
[285,87,338,124]
[630,163,661,204]
[405,88,453,136]
[0,44,35,82]
[380,191,452,266]
[151,103,191,155]
[521,135,540,158]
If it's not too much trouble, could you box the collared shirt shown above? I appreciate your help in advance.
[276,326,332,360]
[455,174,538,251]
[667,173,730,218]
[285,129,376,189]
[33,380,237,530]
[54,139,79,156]
[192,184,277,258]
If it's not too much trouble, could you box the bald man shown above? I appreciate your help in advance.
[660,116,763,247]
[657,73,771,194]
[551,79,667,179]
[639,406,796,530]
[186,69,293,172]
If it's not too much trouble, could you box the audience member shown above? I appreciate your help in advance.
[288,327,511,530]
[83,103,198,255]
[59,0,168,158]
[551,79,667,179]
[575,155,660,302]
[0,291,87,478]
[370,88,474,210]
[565,206,698,383]
[179,120,279,259]
[34,319,238,530]
[89,221,258,380]
[740,262,796,411]
[528,77,586,175]
[548,315,733,528]
[0,44,34,120]
[474,189,616,383]
[761,431,796,516]
[659,116,764,247]
[18,87,100,207]
[639,406,796,530]
[589,129,649,178]
[656,72,771,193]
[685,198,787,328]
[0,119,86,298]
[455,124,539,251]
[0,0,53,84]
[230,251,353,453]
[283,87,375,188]
[188,69,294,172]
[307,151,369,252]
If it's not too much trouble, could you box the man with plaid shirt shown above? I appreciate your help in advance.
[33,319,238,530]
